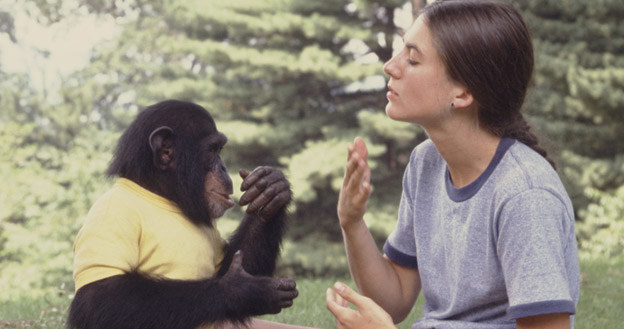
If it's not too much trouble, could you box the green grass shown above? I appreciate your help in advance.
[259,277,424,329]
[262,257,624,329]
[574,256,624,329]
[0,256,622,329]
[0,298,66,328]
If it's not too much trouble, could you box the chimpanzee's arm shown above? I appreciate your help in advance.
[219,209,286,277]
[68,252,297,329]
[217,167,291,277]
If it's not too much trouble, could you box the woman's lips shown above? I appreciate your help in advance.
[386,85,399,99]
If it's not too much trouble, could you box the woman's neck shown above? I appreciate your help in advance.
[425,120,501,188]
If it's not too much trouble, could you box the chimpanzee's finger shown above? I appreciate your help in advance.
[240,170,285,206]
[277,277,297,290]
[279,298,295,309]
[258,189,291,218]
[277,282,298,308]
[239,169,250,180]
[225,250,244,276]
[246,180,290,215]
[240,167,270,191]
[279,289,298,306]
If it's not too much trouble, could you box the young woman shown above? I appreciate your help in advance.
[326,1,580,329]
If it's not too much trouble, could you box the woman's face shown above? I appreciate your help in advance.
[383,16,462,126]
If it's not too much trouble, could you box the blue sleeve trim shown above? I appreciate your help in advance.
[507,300,576,319]
[383,241,418,269]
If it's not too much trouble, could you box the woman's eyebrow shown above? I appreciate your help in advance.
[405,42,423,56]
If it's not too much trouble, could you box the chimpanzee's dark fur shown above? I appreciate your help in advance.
[67,100,296,329]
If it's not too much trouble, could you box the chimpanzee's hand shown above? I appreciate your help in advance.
[223,251,298,315]
[238,167,291,220]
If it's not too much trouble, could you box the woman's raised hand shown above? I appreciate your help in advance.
[337,137,371,230]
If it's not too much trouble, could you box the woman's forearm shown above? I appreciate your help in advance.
[341,220,418,322]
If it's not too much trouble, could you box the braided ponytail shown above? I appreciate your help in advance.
[503,113,556,169]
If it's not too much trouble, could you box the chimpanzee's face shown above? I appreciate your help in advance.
[199,132,234,219]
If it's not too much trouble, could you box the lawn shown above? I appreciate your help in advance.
[0,256,622,329]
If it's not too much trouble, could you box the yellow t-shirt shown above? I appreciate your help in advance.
[73,178,225,291]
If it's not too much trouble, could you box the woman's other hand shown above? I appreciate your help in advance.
[326,282,396,329]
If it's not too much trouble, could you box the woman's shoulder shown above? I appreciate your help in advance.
[415,138,436,152]
[410,138,442,163]
[404,139,445,176]
[495,140,570,203]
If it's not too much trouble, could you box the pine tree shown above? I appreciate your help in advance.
[516,0,624,257]
[54,0,422,275]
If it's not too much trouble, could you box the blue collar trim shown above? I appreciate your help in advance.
[445,138,516,202]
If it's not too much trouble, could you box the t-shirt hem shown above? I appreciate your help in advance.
[74,269,126,292]
[383,241,418,269]
[507,300,576,319]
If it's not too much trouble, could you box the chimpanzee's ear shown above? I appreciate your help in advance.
[149,126,175,170]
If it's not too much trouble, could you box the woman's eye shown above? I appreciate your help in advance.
[408,59,418,65]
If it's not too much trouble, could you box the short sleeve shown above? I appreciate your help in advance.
[496,188,577,319]
[384,159,418,269]
[73,196,141,291]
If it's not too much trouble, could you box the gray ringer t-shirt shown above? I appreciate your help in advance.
[383,138,580,329]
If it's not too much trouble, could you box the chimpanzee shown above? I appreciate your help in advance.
[67,100,306,329]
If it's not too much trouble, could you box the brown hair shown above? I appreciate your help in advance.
[421,0,555,168]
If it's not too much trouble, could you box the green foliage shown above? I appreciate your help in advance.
[286,137,384,203]
[2,0,422,300]
[0,95,116,300]
[287,138,350,203]
[516,0,624,258]
[0,11,16,43]
[577,186,624,259]
[60,0,422,276]
[2,0,623,309]
[518,0,624,222]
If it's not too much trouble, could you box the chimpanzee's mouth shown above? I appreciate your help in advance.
[211,190,235,207]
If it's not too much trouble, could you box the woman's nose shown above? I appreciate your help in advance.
[383,55,401,79]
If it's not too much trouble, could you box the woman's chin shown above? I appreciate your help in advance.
[385,106,412,123]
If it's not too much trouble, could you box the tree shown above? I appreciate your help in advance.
[515,0,624,258]
[5,0,620,299]
[0,6,119,300]
[50,0,422,275]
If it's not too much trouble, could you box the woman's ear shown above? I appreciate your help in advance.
[149,126,175,170]
[450,85,474,109]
